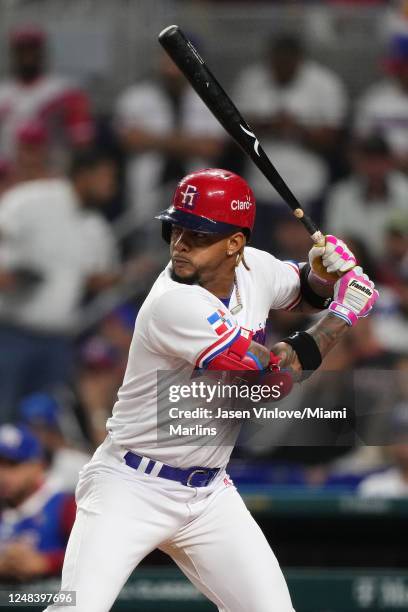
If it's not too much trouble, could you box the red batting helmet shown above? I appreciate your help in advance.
[156,168,256,243]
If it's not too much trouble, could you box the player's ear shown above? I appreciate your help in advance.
[226,232,247,267]
[226,232,245,255]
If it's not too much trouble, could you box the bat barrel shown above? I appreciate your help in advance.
[158,25,179,39]
[158,25,323,242]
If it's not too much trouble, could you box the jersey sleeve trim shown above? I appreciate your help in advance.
[285,291,302,311]
[283,261,302,310]
[196,326,241,369]
[284,260,300,276]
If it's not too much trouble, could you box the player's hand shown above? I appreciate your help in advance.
[271,341,303,384]
[260,366,294,401]
[309,235,356,281]
[328,266,379,326]
[232,342,294,400]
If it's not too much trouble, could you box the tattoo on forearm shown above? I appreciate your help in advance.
[306,312,348,358]
[271,313,348,380]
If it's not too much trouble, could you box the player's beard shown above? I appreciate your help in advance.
[170,267,200,285]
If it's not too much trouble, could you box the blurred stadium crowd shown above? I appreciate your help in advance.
[1,0,408,583]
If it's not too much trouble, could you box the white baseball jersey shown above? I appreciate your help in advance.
[107,247,300,469]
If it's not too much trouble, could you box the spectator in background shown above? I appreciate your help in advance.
[358,402,408,497]
[234,33,347,251]
[115,48,225,230]
[77,305,136,446]
[77,336,124,447]
[19,393,91,491]
[0,424,75,581]
[324,135,408,259]
[0,26,94,169]
[370,213,408,354]
[0,150,120,422]
[377,210,408,287]
[355,34,408,172]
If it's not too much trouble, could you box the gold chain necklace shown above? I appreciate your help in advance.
[230,273,243,315]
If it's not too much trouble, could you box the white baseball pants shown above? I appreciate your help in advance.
[45,436,294,612]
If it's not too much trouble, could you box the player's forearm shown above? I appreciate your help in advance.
[251,311,348,377]
[306,311,348,357]
[272,312,348,379]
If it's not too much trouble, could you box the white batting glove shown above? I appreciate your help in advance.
[329,266,379,326]
[309,235,357,280]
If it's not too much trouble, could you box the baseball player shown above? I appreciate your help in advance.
[46,169,378,612]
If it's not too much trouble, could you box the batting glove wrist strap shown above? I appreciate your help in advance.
[328,302,357,326]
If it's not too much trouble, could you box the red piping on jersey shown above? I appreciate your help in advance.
[195,326,240,368]
[284,261,300,276]
[285,291,302,311]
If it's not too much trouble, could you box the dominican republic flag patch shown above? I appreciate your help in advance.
[207,309,233,336]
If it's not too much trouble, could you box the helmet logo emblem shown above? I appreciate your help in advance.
[180,184,199,209]
[231,196,252,211]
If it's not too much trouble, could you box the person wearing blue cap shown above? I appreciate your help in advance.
[0,424,76,581]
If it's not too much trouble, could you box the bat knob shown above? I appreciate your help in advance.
[310,233,341,282]
[312,257,340,282]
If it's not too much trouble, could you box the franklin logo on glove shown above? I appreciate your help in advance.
[348,279,373,296]
[328,266,379,326]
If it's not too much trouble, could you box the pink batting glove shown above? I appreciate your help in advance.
[328,266,379,326]
[309,235,357,283]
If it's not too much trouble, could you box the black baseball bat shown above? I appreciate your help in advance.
[158,24,324,245]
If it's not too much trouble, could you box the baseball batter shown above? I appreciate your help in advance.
[46,169,378,612]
